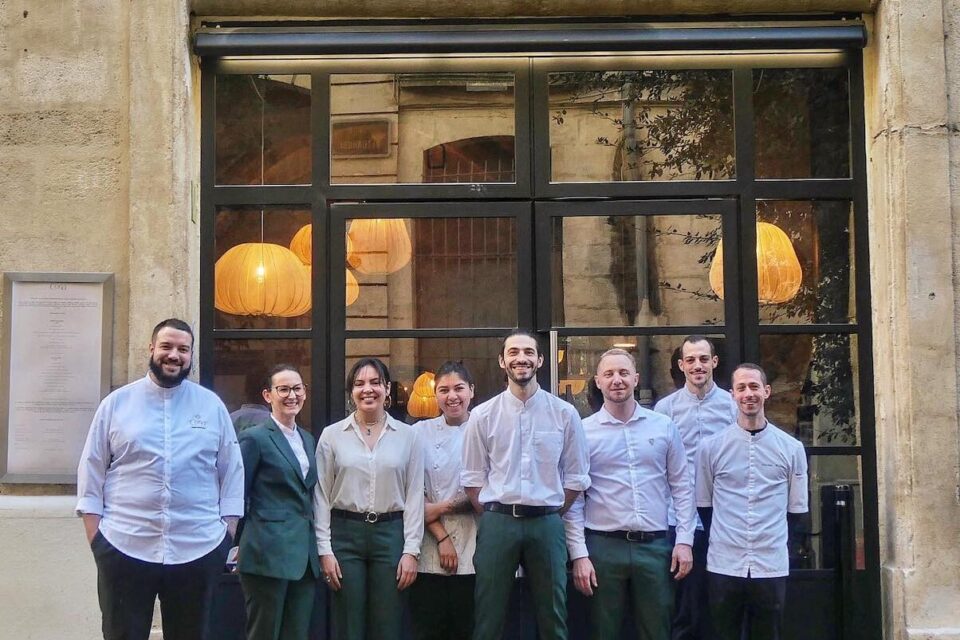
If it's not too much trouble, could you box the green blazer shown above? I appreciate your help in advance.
[237,419,320,580]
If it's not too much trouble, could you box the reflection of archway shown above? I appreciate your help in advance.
[422,136,514,183]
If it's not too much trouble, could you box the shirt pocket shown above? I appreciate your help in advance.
[533,429,564,466]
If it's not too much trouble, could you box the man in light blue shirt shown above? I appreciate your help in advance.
[654,335,737,640]
[76,318,244,640]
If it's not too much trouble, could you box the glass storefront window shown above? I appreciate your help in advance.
[330,73,516,184]
[804,455,866,571]
[214,339,313,431]
[756,201,856,325]
[343,337,504,422]
[214,206,312,330]
[759,333,860,446]
[754,67,851,179]
[345,217,517,330]
[551,214,725,327]
[215,75,312,185]
[548,69,735,182]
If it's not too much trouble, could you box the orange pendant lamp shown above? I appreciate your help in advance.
[290,224,362,307]
[215,243,311,317]
[347,219,412,275]
[709,222,802,304]
[407,371,440,419]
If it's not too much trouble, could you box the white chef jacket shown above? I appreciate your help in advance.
[76,375,245,564]
[564,403,695,560]
[696,422,809,578]
[415,414,477,575]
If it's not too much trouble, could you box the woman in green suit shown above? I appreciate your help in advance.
[237,364,319,640]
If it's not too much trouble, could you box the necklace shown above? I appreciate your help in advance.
[358,413,384,436]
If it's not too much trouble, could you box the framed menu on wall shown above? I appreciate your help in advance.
[0,273,113,483]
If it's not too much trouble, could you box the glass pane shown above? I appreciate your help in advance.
[759,333,860,446]
[548,69,734,182]
[215,75,312,185]
[754,67,850,179]
[343,337,504,423]
[345,217,517,329]
[330,73,516,184]
[552,214,724,327]
[214,339,313,432]
[558,334,731,418]
[756,201,856,325]
[803,455,866,570]
[215,206,312,330]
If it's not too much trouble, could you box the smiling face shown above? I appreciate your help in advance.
[731,367,771,421]
[148,327,193,387]
[499,334,543,388]
[263,369,305,424]
[350,365,390,414]
[435,372,474,424]
[594,353,639,407]
[678,339,719,392]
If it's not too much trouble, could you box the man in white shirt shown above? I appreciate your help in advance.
[653,335,737,640]
[696,363,809,640]
[462,330,590,640]
[568,348,695,640]
[76,318,245,640]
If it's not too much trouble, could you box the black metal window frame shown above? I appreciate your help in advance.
[199,24,878,635]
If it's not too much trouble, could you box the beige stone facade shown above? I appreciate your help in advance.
[0,1,958,639]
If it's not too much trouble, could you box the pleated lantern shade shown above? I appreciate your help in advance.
[345,268,360,306]
[347,219,412,275]
[709,222,802,304]
[214,243,311,317]
[290,224,361,307]
[407,371,440,419]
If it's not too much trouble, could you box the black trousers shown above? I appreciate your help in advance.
[707,572,786,640]
[91,530,231,640]
[408,572,476,640]
[670,528,711,640]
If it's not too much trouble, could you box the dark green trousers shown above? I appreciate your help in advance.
[239,569,316,640]
[330,516,406,640]
[473,511,568,640]
[409,573,476,640]
[586,533,674,640]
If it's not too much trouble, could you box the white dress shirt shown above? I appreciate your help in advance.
[461,387,590,507]
[654,383,737,527]
[76,375,245,564]
[273,416,310,480]
[415,415,478,575]
[565,403,695,560]
[695,423,809,578]
[314,415,425,557]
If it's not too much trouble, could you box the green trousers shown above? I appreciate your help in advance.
[586,533,675,640]
[473,511,568,640]
[330,516,406,640]
[239,569,316,640]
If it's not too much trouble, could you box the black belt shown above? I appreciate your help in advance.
[586,528,667,543]
[484,502,560,518]
[331,508,403,524]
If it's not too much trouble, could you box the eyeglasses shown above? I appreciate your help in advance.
[272,384,307,397]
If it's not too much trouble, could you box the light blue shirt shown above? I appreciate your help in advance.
[76,375,244,564]
[461,387,590,507]
[565,403,695,560]
[654,383,737,527]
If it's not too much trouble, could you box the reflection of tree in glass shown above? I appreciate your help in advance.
[552,68,855,443]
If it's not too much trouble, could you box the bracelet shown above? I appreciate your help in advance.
[437,534,450,544]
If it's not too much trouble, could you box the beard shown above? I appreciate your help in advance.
[505,363,538,387]
[149,355,191,387]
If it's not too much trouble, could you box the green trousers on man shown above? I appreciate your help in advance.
[473,511,568,640]
[586,533,675,640]
[330,516,406,640]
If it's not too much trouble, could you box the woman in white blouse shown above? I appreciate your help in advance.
[408,361,479,640]
[314,357,425,640]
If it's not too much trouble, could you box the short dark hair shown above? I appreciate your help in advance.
[263,364,302,392]
[500,329,541,357]
[681,334,716,357]
[151,318,194,346]
[435,360,475,387]
[346,357,391,388]
[732,362,768,385]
